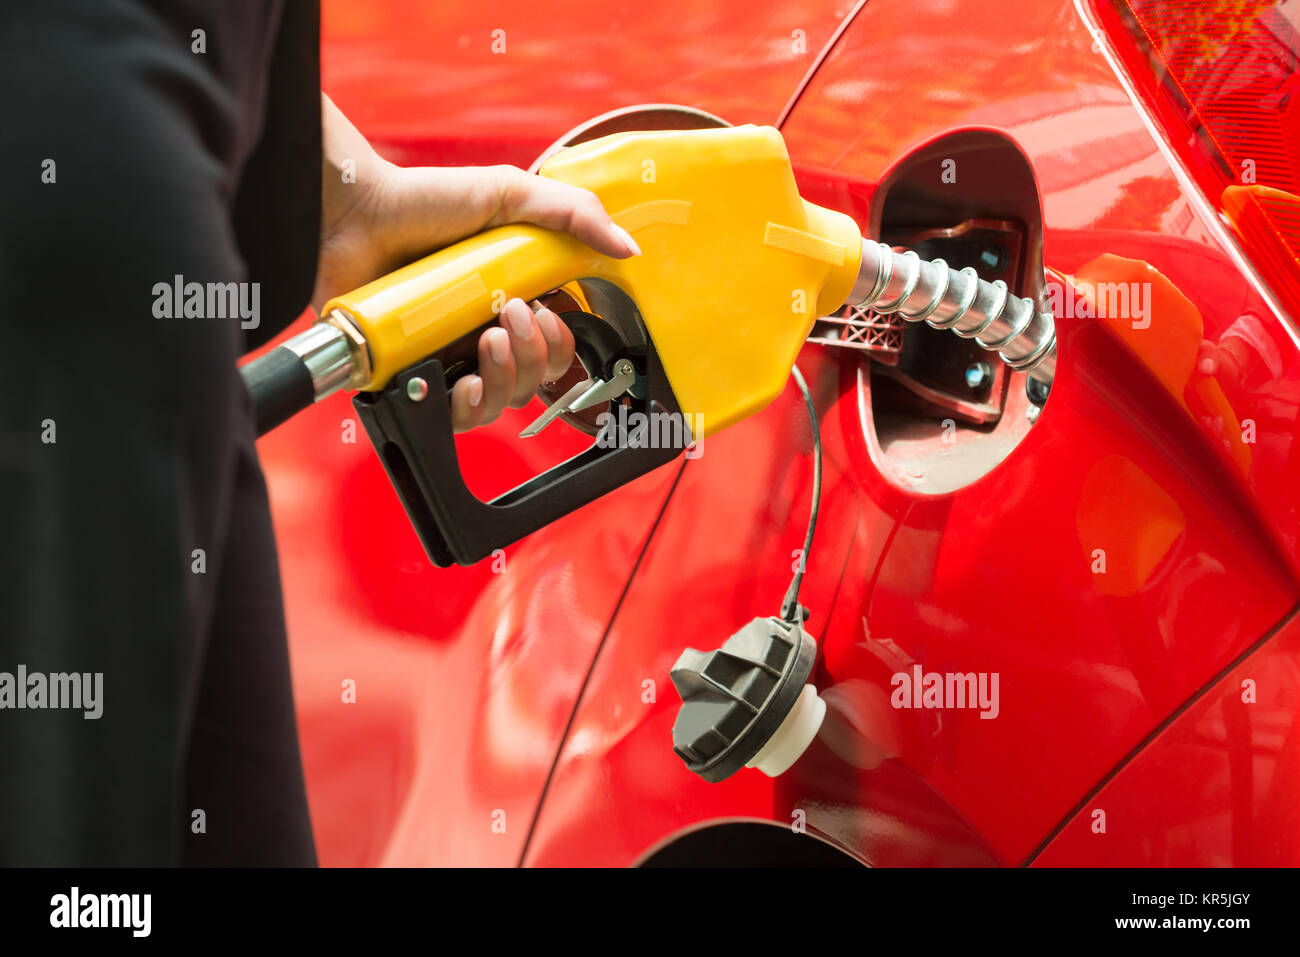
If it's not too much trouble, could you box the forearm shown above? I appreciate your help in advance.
[320,93,389,239]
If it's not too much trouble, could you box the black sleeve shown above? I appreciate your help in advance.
[233,0,323,353]
[0,0,317,866]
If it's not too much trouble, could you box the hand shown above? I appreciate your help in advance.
[1195,338,1245,390]
[314,95,640,431]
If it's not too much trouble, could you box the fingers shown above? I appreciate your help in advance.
[496,297,577,407]
[530,301,576,381]
[499,298,548,408]
[1196,340,1220,376]
[495,167,641,259]
[476,326,516,425]
[449,375,485,433]
[458,298,578,431]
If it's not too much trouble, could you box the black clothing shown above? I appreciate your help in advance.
[0,0,321,865]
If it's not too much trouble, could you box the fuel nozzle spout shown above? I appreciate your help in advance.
[850,240,1057,386]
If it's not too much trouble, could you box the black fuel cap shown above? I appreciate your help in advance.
[669,616,825,782]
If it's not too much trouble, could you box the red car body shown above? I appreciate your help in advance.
[255,0,1300,866]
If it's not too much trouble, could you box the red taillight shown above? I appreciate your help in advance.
[1098,0,1300,321]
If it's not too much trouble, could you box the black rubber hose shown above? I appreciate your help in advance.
[241,347,316,436]
[779,363,821,624]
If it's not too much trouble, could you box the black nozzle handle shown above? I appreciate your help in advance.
[240,321,360,436]
[241,346,317,436]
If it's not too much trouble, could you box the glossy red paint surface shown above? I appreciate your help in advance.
[1032,612,1300,867]
[265,0,1300,865]
[320,0,860,167]
[259,380,681,865]
[527,0,1300,866]
[522,348,1009,867]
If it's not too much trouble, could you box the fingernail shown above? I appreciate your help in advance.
[504,298,533,339]
[533,306,563,345]
[467,376,483,407]
[488,328,511,365]
[613,224,641,257]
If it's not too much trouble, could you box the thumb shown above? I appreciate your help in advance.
[492,167,641,259]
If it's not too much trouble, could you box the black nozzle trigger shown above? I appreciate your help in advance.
[352,341,684,567]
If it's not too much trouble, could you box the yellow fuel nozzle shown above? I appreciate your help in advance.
[239,124,866,564]
[238,123,1058,564]
[319,124,863,441]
